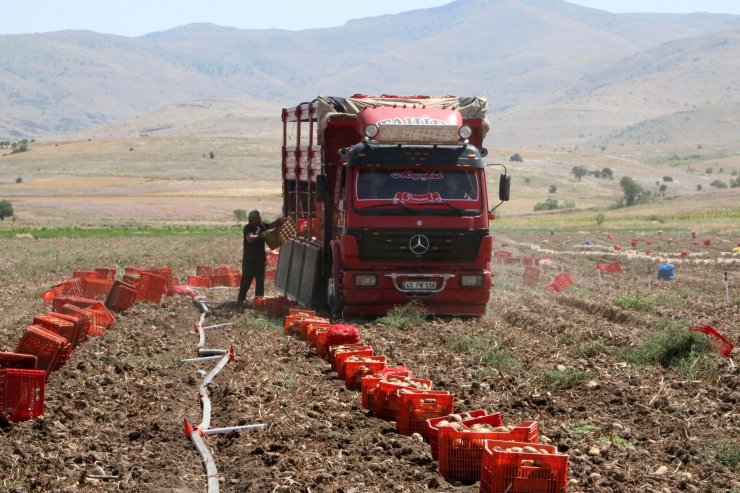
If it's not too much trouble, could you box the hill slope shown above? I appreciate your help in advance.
[2,0,740,143]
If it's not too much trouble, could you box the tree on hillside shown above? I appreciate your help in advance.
[571,166,588,182]
[620,176,644,206]
[601,167,614,180]
[0,200,14,220]
[549,184,557,194]
[510,153,523,162]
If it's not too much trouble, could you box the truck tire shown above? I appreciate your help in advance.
[327,276,343,319]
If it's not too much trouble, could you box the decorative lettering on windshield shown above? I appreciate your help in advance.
[390,171,443,181]
[376,115,448,125]
[392,192,443,205]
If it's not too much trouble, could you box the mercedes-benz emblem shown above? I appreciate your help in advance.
[409,234,430,255]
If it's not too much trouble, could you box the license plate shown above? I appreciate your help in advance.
[403,281,437,290]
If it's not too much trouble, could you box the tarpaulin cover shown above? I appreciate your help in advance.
[658,264,675,281]
[316,96,489,144]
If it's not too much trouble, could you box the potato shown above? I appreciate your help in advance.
[522,446,539,454]
[448,413,462,423]
[521,459,534,466]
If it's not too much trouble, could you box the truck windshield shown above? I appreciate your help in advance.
[354,169,481,214]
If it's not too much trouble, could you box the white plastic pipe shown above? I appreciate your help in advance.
[203,323,234,330]
[182,355,224,364]
[198,351,232,432]
[203,423,266,436]
[189,430,220,493]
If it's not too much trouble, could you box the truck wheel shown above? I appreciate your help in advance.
[327,277,343,319]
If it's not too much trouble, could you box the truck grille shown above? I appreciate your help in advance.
[352,229,488,263]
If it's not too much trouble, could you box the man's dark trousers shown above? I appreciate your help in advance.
[238,260,265,303]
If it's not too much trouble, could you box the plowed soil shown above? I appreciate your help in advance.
[0,230,738,493]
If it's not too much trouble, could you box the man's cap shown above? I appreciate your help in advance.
[248,210,260,219]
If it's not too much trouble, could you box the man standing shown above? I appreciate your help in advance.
[237,210,282,304]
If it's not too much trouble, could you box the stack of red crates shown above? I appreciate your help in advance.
[187,265,240,287]
[51,297,115,334]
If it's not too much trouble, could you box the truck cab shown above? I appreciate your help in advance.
[275,95,509,317]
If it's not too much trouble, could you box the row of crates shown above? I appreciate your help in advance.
[282,309,569,492]
[41,267,176,311]
[1,296,117,422]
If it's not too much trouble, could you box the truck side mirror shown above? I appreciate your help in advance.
[499,173,511,201]
[316,173,328,202]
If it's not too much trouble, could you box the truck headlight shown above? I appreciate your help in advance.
[458,125,472,139]
[460,274,483,287]
[354,274,377,287]
[365,124,379,138]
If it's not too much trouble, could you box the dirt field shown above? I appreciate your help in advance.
[0,230,738,493]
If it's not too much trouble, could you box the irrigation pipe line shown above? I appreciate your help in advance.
[183,293,266,493]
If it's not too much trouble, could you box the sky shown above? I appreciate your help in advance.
[0,0,738,36]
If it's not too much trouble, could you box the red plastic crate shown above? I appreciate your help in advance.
[439,419,539,482]
[136,271,167,303]
[480,440,567,493]
[0,352,37,370]
[187,275,212,288]
[105,280,138,312]
[211,274,237,287]
[81,277,114,298]
[44,311,87,347]
[148,268,175,289]
[396,390,454,437]
[32,314,77,346]
[95,267,116,280]
[0,368,46,421]
[72,270,96,279]
[361,372,413,411]
[374,377,433,421]
[57,304,96,339]
[52,297,115,331]
[213,264,233,275]
[254,296,296,318]
[303,322,331,343]
[41,278,83,304]
[334,347,374,377]
[344,356,387,391]
[16,325,71,375]
[196,265,213,276]
[427,410,493,461]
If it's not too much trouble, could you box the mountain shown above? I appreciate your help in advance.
[1,0,740,150]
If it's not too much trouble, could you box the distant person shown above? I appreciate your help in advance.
[237,210,283,305]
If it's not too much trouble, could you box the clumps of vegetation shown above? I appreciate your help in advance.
[243,311,282,332]
[446,332,520,375]
[233,209,248,224]
[510,153,523,162]
[571,166,613,182]
[595,213,605,225]
[612,293,652,312]
[611,176,652,207]
[15,177,22,184]
[0,200,14,221]
[0,139,30,154]
[377,301,427,330]
[703,440,740,471]
[548,184,557,194]
[662,176,673,182]
[541,367,595,390]
[705,167,713,174]
[624,319,715,379]
[533,198,575,211]
[710,180,728,189]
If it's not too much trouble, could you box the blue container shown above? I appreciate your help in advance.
[657,264,675,281]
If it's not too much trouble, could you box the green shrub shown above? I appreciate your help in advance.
[624,320,714,378]
[710,180,728,189]
[542,368,594,390]
[612,294,652,311]
[510,153,523,162]
[595,213,605,225]
[704,440,740,471]
[534,198,559,211]
[447,333,520,375]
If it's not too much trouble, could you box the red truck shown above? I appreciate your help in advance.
[274,95,510,317]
